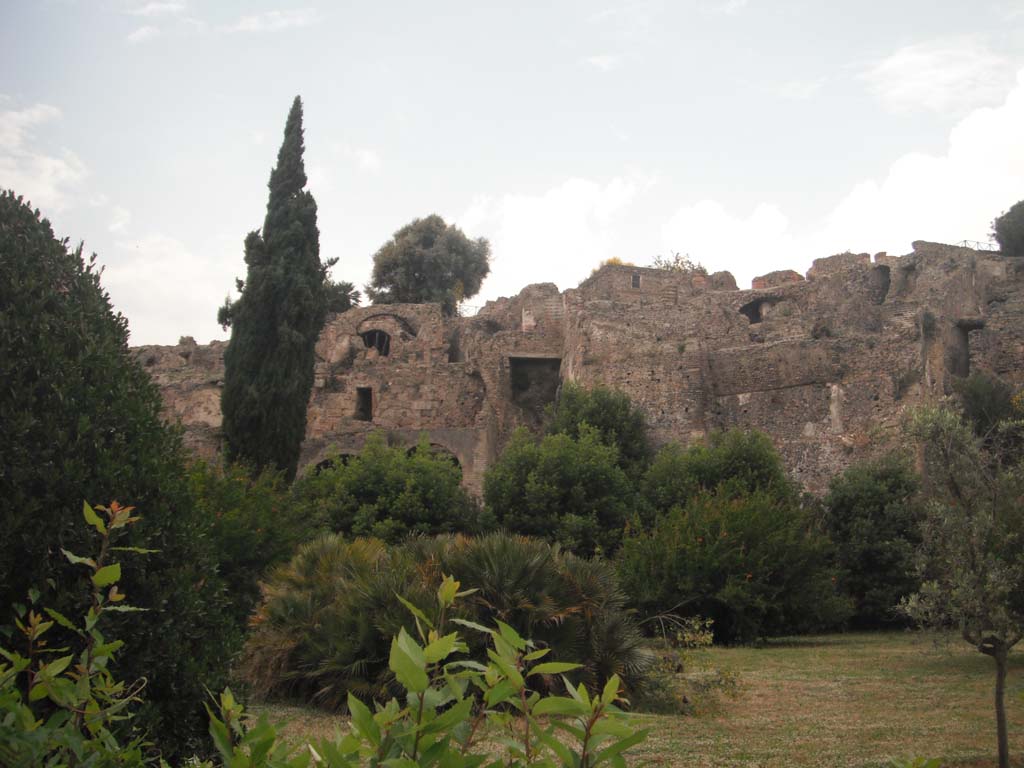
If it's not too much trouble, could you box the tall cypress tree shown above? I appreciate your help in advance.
[221,96,327,480]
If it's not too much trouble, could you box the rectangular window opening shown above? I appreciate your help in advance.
[631,273,641,289]
[355,387,373,421]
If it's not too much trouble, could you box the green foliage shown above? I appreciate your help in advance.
[618,490,849,643]
[190,461,317,627]
[366,214,491,315]
[291,433,482,542]
[221,96,334,481]
[649,251,707,275]
[953,371,1020,438]
[220,579,648,768]
[547,384,651,480]
[642,430,796,517]
[240,532,653,709]
[325,279,361,314]
[0,190,235,759]
[823,454,923,628]
[483,427,634,556]
[1,503,152,767]
[902,407,1024,768]
[992,199,1024,257]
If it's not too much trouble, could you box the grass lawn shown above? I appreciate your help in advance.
[256,631,1023,768]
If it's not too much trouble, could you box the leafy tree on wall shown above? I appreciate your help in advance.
[366,214,491,315]
[220,96,332,480]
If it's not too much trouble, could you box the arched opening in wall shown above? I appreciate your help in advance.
[406,443,462,471]
[314,453,354,474]
[739,298,771,324]
[869,265,891,305]
[360,329,391,356]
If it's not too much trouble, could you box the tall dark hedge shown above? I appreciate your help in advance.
[822,453,922,628]
[221,96,329,480]
[0,191,236,760]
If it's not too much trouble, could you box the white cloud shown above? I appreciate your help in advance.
[126,25,160,44]
[109,205,132,233]
[582,54,621,72]
[859,37,1013,113]
[462,176,648,305]
[716,0,748,15]
[232,9,318,32]
[102,234,236,344]
[662,67,1024,288]
[348,147,380,170]
[774,77,826,101]
[0,102,87,211]
[331,142,381,171]
[128,2,184,16]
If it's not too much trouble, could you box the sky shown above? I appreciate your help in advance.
[2,0,1024,345]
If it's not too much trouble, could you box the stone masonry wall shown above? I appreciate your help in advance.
[134,242,1024,495]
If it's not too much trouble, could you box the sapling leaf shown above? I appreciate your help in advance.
[92,563,121,588]
[82,501,106,534]
[528,662,582,677]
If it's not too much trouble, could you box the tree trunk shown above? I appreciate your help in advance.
[994,647,1009,768]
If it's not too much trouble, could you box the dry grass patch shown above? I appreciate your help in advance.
[254,632,1023,767]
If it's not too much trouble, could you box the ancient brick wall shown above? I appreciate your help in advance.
[134,242,1024,495]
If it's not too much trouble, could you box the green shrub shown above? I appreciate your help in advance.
[547,383,651,479]
[240,531,653,708]
[190,461,317,627]
[1,505,649,768]
[0,191,235,759]
[642,430,796,517]
[215,577,648,768]
[993,199,1024,257]
[618,490,850,642]
[0,502,153,767]
[484,426,634,556]
[291,433,482,542]
[822,454,923,628]
[953,371,1018,435]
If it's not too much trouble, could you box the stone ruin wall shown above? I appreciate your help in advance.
[134,241,1024,495]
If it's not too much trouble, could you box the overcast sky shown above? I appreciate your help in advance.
[3,1,1024,345]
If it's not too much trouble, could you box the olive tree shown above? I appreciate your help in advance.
[902,407,1024,768]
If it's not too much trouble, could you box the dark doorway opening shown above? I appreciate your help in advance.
[509,357,561,410]
[355,387,373,420]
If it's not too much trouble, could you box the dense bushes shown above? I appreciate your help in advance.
[483,426,634,555]
[619,489,848,642]
[0,191,235,759]
[642,429,796,511]
[822,454,922,628]
[547,383,651,479]
[620,430,849,642]
[189,461,316,627]
[291,433,482,541]
[240,531,652,707]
